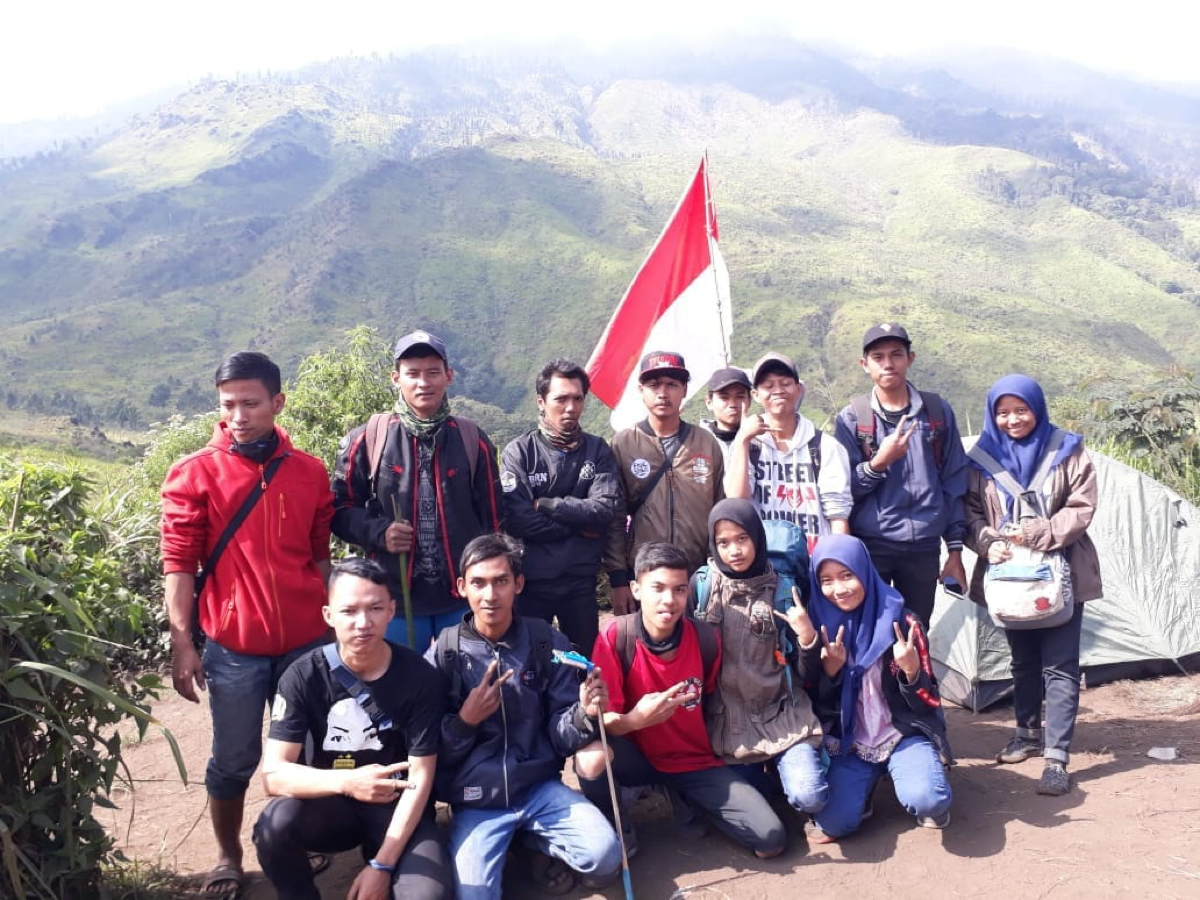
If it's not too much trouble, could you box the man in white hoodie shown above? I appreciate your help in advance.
[725,353,851,547]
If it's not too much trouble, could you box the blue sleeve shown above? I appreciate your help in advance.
[939,407,969,549]
[835,406,888,501]
[547,631,598,756]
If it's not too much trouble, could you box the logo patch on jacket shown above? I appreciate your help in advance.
[631,458,652,479]
[501,471,518,493]
[464,786,483,802]
[580,461,596,480]
[693,456,711,484]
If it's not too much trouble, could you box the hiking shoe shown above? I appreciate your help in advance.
[996,736,1044,764]
[1036,761,1071,796]
[917,811,951,829]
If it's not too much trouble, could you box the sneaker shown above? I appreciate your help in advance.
[996,735,1044,764]
[917,811,951,829]
[1036,761,1071,796]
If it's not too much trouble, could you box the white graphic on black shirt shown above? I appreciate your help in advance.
[322,697,384,752]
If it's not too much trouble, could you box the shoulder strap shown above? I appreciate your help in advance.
[613,614,639,675]
[626,422,688,517]
[452,416,481,480]
[966,444,1026,501]
[692,619,719,681]
[194,454,286,600]
[435,624,464,709]
[917,391,948,469]
[1027,429,1067,494]
[524,616,555,688]
[321,642,394,731]
[850,394,876,459]
[807,430,822,480]
[365,412,392,498]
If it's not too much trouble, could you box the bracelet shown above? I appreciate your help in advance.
[368,858,395,873]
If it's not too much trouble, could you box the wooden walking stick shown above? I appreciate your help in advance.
[391,497,415,649]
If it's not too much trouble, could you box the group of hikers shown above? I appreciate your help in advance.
[161,323,1101,899]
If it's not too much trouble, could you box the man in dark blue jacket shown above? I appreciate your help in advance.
[500,358,620,652]
[332,331,502,651]
[427,534,620,899]
[834,324,969,627]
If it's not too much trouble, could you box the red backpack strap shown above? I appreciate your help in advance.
[850,394,876,459]
[365,412,393,498]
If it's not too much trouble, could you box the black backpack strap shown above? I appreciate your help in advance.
[807,431,822,480]
[364,412,393,501]
[917,391,948,469]
[626,422,689,517]
[194,453,286,601]
[435,624,464,710]
[692,619,719,682]
[850,394,876,460]
[322,642,394,731]
[613,613,639,675]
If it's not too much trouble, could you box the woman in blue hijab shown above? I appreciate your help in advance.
[806,535,952,842]
[966,375,1102,796]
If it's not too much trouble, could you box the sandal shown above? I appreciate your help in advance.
[529,853,576,896]
[200,863,245,898]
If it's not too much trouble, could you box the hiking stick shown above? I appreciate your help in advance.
[552,649,635,900]
[390,497,415,649]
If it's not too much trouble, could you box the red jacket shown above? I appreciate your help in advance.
[161,423,333,656]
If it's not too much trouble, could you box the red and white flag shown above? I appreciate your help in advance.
[586,156,732,430]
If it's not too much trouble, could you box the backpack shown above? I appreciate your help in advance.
[692,519,811,678]
[968,429,1074,629]
[363,412,481,500]
[434,616,556,711]
[849,391,948,469]
[611,613,719,683]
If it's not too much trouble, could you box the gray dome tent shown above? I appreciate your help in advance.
[929,447,1200,711]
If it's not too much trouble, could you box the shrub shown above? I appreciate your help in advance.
[0,460,184,899]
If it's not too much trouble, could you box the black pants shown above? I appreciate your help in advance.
[252,796,451,900]
[516,574,600,654]
[862,539,939,628]
[577,736,785,856]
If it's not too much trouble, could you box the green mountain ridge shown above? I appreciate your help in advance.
[1,43,1198,443]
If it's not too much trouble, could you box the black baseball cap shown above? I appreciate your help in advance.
[751,352,800,387]
[707,367,751,393]
[393,330,448,362]
[638,350,690,383]
[862,323,911,353]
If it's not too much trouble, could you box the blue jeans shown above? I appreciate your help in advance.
[202,638,325,798]
[1006,602,1085,765]
[449,780,621,900]
[731,741,829,815]
[385,609,464,652]
[814,735,951,838]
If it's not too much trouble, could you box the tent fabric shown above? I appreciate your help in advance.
[929,445,1200,711]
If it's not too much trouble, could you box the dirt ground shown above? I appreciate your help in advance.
[110,673,1200,899]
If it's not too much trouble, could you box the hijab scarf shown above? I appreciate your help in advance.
[707,498,770,580]
[970,374,1082,518]
[807,535,904,747]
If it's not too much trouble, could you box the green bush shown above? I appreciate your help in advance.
[0,460,184,899]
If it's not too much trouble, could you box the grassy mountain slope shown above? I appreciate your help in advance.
[1,46,1197,443]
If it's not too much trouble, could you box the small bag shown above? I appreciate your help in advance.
[983,543,1074,629]
[969,429,1076,630]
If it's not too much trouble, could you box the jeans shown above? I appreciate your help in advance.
[1005,602,1085,765]
[253,797,450,900]
[731,741,829,815]
[578,736,786,856]
[516,575,600,655]
[449,780,621,900]
[385,610,464,653]
[862,539,939,628]
[814,735,951,838]
[202,637,325,798]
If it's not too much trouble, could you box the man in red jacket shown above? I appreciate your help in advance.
[161,351,334,898]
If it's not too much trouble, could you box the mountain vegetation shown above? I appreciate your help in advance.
[1,39,1198,445]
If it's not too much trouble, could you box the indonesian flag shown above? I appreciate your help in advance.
[586,156,732,430]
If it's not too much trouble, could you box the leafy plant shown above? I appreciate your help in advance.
[0,460,185,899]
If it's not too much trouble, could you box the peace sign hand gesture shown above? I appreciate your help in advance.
[819,625,847,678]
[892,620,921,683]
[773,585,817,649]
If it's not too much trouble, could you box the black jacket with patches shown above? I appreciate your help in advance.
[500,430,620,583]
[331,414,502,615]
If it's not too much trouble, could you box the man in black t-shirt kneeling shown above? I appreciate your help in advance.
[253,558,452,900]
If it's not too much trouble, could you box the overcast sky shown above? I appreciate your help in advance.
[4,0,1199,124]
